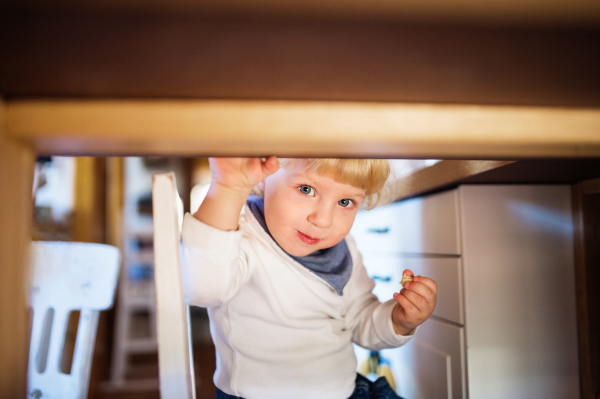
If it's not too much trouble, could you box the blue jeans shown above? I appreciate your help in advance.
[348,373,404,399]
[215,373,405,399]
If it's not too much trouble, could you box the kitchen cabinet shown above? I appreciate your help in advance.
[351,185,579,399]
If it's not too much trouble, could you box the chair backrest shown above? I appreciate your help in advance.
[28,241,120,399]
[152,172,196,399]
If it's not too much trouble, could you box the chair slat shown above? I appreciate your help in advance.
[152,172,196,399]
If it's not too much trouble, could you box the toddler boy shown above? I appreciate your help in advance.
[181,157,437,399]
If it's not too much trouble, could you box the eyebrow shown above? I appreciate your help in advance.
[345,191,366,201]
[291,172,366,200]
[290,173,320,190]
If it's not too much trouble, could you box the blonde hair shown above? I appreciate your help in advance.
[278,158,390,208]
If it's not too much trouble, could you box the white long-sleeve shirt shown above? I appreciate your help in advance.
[181,208,415,399]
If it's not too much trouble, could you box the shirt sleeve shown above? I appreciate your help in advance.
[180,213,252,307]
[343,235,417,350]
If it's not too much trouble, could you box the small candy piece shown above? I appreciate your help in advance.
[400,274,413,288]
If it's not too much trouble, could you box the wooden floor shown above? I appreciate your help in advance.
[93,343,217,399]
[191,343,219,399]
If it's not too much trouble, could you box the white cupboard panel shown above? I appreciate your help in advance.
[398,257,463,325]
[394,190,460,255]
[412,341,451,399]
[459,185,579,399]
[352,190,461,255]
[396,318,465,399]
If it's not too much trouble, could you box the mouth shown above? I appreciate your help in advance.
[297,231,321,245]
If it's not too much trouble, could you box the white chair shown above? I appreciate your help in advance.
[152,172,196,399]
[28,241,120,399]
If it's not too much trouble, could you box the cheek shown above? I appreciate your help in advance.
[331,214,356,238]
[265,194,299,234]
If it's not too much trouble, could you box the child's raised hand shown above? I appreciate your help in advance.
[391,270,437,335]
[194,157,280,231]
[209,157,279,192]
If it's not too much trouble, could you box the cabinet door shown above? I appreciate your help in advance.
[395,318,466,399]
[459,185,579,399]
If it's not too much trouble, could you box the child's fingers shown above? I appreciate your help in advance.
[261,156,279,175]
[209,157,277,189]
[398,288,430,314]
[404,280,436,307]
[401,269,414,278]
[393,292,426,326]
[393,291,417,315]
[413,275,438,295]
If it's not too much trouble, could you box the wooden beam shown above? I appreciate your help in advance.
[572,181,600,398]
[582,178,600,195]
[6,100,600,158]
[392,160,516,200]
[72,157,106,243]
[390,159,600,201]
[0,99,34,398]
[106,157,124,248]
[572,183,594,399]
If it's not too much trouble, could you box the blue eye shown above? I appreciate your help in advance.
[338,199,352,207]
[299,185,315,196]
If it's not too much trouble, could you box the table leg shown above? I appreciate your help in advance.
[0,99,35,398]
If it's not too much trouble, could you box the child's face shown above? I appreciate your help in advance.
[261,160,367,257]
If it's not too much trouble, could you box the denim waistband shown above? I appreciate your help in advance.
[214,373,404,399]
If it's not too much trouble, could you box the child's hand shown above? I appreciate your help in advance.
[391,270,437,335]
[209,157,279,193]
[193,157,279,231]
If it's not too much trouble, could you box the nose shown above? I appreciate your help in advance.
[307,202,334,228]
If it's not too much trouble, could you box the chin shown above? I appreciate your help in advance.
[281,244,314,257]
[285,248,310,257]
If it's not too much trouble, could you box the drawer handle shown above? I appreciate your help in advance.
[372,275,392,282]
[367,227,390,234]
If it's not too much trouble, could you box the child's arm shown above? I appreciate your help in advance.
[391,269,438,335]
[192,157,279,231]
[182,156,279,307]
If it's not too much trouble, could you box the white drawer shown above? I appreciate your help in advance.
[395,318,466,399]
[352,190,460,255]
[351,202,404,254]
[397,257,463,325]
[360,254,463,325]
[360,254,404,303]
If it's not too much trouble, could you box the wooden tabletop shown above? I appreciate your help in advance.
[6,100,600,159]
